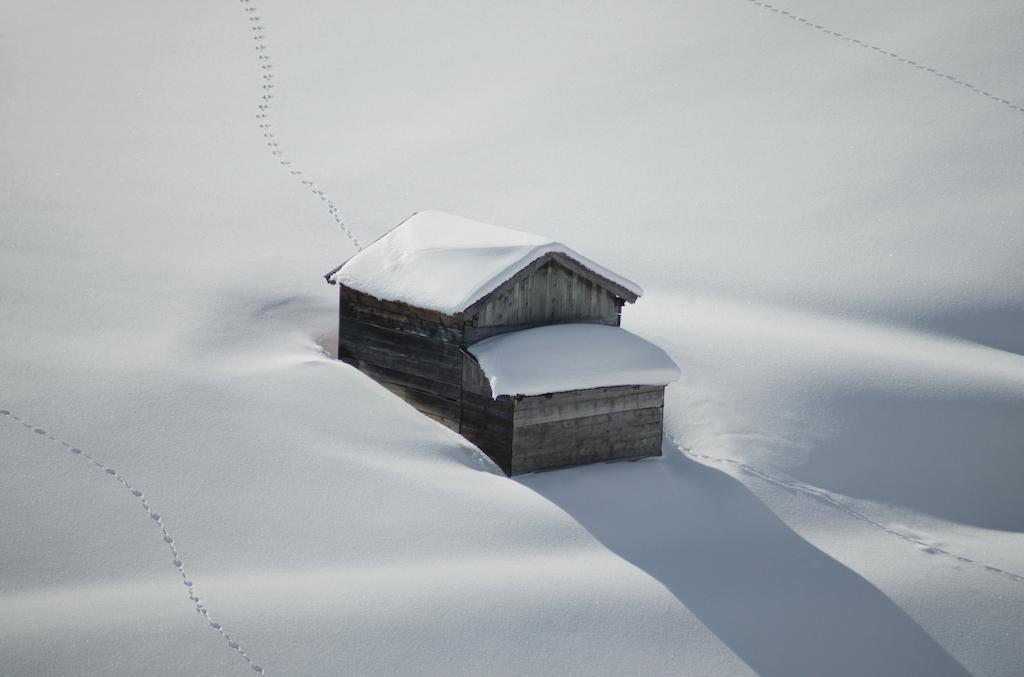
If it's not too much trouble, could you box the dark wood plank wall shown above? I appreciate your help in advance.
[463,258,623,343]
[338,285,464,430]
[459,354,513,474]
[510,385,665,474]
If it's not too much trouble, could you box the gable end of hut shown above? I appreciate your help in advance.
[462,252,635,343]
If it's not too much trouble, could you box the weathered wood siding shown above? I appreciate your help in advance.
[463,256,624,343]
[338,285,464,430]
[335,255,660,475]
[510,385,664,475]
[454,369,665,476]
[459,353,513,474]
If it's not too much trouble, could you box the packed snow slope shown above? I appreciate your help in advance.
[2,1,1023,676]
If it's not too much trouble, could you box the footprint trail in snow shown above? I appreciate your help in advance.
[236,0,363,250]
[0,409,268,675]
[681,442,1024,586]
[744,0,1024,115]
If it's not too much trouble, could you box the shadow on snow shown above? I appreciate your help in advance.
[519,443,970,677]
[792,387,1024,533]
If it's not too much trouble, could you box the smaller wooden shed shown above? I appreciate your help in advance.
[462,323,680,475]
[325,210,680,475]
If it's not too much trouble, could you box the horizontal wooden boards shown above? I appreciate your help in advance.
[514,385,664,426]
[341,285,462,330]
[512,437,661,475]
[344,368,459,431]
[511,406,664,474]
[461,391,514,420]
[513,406,664,454]
[419,409,460,432]
[460,352,492,397]
[510,384,665,474]
[460,392,514,475]
[340,319,462,385]
[343,357,461,401]
[337,292,463,432]
[342,297,463,342]
[341,317,463,360]
[468,401,666,474]
[460,423,511,474]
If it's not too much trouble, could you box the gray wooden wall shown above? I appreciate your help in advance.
[511,385,664,474]
[463,255,624,343]
[338,285,464,430]
[460,353,513,474]
[461,354,664,475]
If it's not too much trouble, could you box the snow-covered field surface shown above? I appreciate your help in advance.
[2,1,1022,675]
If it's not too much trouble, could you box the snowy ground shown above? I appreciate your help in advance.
[2,1,1023,675]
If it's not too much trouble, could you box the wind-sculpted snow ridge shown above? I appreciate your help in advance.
[744,0,1024,115]
[0,409,268,675]
[236,0,363,250]
[681,442,1024,586]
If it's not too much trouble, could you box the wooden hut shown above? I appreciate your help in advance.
[324,210,680,475]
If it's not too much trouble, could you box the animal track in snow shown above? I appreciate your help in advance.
[744,0,1024,115]
[235,0,363,251]
[0,409,267,675]
[679,441,1024,585]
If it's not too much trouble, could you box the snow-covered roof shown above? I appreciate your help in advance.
[326,210,643,315]
[466,324,680,397]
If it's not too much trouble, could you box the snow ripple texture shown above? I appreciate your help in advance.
[681,443,1024,586]
[745,0,1024,115]
[237,0,363,250]
[0,409,268,676]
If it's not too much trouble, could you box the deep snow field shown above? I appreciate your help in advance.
[2,1,1023,675]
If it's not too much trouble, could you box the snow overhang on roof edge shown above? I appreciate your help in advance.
[466,324,680,398]
[321,210,643,313]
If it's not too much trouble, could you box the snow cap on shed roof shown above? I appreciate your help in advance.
[326,210,642,315]
[467,323,680,398]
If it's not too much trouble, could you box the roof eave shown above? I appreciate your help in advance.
[323,261,345,285]
[323,211,424,285]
